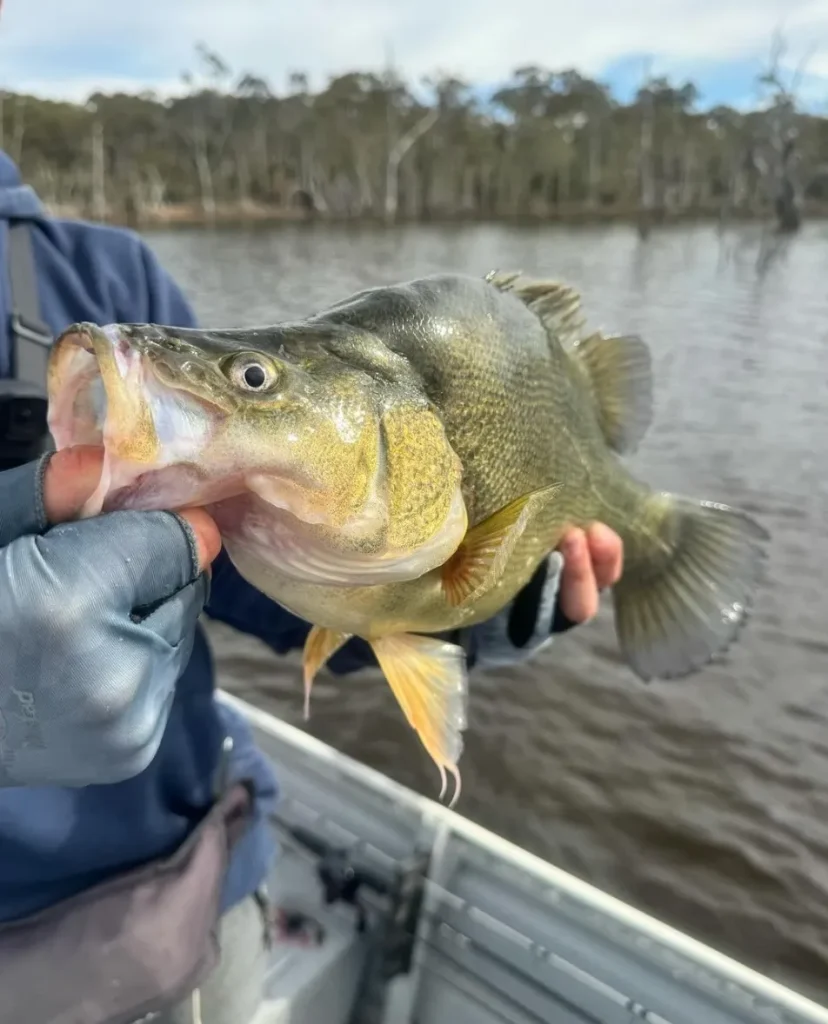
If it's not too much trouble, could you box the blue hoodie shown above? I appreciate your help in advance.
[0,151,375,922]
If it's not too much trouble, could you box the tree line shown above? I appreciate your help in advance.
[2,40,825,232]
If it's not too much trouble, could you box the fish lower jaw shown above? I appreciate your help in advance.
[221,537,494,642]
[210,480,468,591]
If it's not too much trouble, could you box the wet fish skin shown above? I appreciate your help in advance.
[46,271,769,806]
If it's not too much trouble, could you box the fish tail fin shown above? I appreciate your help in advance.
[613,495,770,681]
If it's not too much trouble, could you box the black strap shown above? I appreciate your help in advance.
[8,221,52,387]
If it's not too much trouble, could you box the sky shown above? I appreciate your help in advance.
[0,0,827,112]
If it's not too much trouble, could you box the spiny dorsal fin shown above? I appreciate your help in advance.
[485,270,585,350]
[485,270,653,454]
[570,332,653,455]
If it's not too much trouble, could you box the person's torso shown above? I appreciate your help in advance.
[0,170,277,920]
[0,630,224,919]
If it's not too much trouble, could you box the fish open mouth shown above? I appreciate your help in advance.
[47,322,237,517]
[46,323,379,535]
[48,323,119,452]
[46,323,469,588]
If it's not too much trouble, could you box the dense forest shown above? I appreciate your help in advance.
[2,41,826,231]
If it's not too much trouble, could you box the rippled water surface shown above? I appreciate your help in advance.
[143,221,828,1000]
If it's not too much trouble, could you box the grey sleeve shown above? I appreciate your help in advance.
[459,552,566,669]
[0,455,51,548]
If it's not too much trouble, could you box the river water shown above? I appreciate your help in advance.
[143,221,828,1001]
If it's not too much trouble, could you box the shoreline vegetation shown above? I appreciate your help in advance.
[42,200,828,231]
[5,38,824,234]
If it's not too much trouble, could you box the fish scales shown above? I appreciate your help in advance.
[46,271,769,806]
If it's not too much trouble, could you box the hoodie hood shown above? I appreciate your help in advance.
[0,151,47,376]
[0,151,44,220]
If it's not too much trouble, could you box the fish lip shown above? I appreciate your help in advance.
[47,322,243,517]
[52,321,152,365]
[48,322,229,442]
[47,323,141,442]
[47,323,112,449]
[57,321,155,355]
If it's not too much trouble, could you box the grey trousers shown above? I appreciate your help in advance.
[154,895,268,1024]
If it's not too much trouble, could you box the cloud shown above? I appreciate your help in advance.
[0,0,826,109]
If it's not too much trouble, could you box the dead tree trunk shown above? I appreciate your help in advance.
[385,109,439,224]
[91,119,106,221]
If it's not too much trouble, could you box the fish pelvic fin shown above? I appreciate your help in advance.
[370,633,468,809]
[614,495,770,682]
[441,483,564,608]
[570,332,654,454]
[302,626,352,720]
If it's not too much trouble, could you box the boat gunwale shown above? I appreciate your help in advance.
[219,688,828,1024]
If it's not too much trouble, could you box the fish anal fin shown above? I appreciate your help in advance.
[441,483,563,608]
[370,633,468,808]
[302,626,352,719]
[570,332,654,454]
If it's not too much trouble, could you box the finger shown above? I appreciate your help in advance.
[44,508,220,611]
[558,527,599,623]
[140,574,210,645]
[43,446,105,524]
[176,508,222,573]
[585,523,624,589]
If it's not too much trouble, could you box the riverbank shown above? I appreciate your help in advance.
[43,198,828,230]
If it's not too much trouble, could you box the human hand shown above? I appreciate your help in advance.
[41,445,219,566]
[0,447,221,787]
[460,522,624,669]
[0,445,220,562]
[556,523,624,625]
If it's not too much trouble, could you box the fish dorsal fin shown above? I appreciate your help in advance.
[485,271,653,454]
[485,270,585,350]
[569,331,653,454]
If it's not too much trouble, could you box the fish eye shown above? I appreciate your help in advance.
[243,364,266,388]
[227,354,278,392]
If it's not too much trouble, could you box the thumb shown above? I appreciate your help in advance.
[44,446,105,524]
[42,507,222,612]
[44,448,222,571]
[176,507,222,573]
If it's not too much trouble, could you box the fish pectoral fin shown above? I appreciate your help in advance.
[441,483,563,608]
[302,626,352,720]
[370,633,468,808]
[569,331,653,455]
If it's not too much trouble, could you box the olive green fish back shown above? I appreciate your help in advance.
[312,272,616,532]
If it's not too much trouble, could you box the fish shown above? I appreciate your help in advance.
[46,271,769,806]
